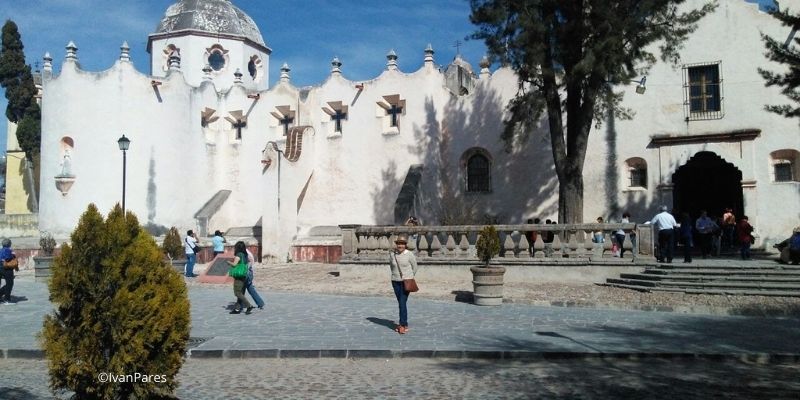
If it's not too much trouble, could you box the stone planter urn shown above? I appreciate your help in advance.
[470,265,506,306]
[34,256,55,281]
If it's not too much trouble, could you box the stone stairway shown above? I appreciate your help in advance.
[603,262,800,297]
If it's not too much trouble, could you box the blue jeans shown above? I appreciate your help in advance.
[245,278,265,308]
[391,281,410,327]
[185,253,196,276]
[740,241,751,260]
[614,233,626,258]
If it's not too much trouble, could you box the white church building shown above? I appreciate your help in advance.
[29,0,799,260]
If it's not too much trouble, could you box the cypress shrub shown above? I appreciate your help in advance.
[41,204,190,399]
[162,227,183,260]
[476,225,501,267]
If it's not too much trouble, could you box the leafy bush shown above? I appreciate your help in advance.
[41,204,190,399]
[39,231,56,256]
[476,225,501,266]
[162,227,184,260]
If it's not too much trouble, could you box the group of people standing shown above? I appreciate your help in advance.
[651,206,754,263]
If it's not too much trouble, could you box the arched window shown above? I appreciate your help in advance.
[462,148,492,193]
[625,157,648,188]
[770,149,799,183]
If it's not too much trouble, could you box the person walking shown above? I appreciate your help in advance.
[737,216,754,260]
[650,206,678,263]
[680,212,694,263]
[227,241,254,315]
[245,247,265,310]
[389,234,417,334]
[0,238,18,305]
[695,211,717,259]
[184,230,199,277]
[592,217,605,245]
[212,230,226,257]
[723,208,736,249]
[788,227,800,265]
[614,212,632,258]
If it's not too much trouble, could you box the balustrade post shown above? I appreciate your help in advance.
[458,234,470,257]
[445,233,457,257]
[552,233,563,258]
[366,235,378,256]
[568,231,579,258]
[430,234,443,257]
[501,232,515,258]
[418,235,430,258]
[517,234,530,258]
[534,235,545,258]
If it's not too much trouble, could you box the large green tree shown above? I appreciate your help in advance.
[470,0,715,223]
[759,7,800,120]
[0,19,40,159]
[42,204,190,399]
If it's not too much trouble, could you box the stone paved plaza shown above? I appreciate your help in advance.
[2,276,800,398]
[2,278,799,356]
[1,358,799,399]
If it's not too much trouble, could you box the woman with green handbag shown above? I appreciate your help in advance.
[227,241,253,315]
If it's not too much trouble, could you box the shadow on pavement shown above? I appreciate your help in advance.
[0,387,47,400]
[451,290,473,304]
[366,317,396,330]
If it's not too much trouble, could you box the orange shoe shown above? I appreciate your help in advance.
[397,326,408,334]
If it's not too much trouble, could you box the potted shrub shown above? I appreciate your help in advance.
[34,231,57,280]
[470,225,505,306]
[162,227,186,272]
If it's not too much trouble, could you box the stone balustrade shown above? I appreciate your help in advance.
[339,223,641,263]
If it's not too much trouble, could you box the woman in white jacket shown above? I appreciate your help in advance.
[389,234,418,334]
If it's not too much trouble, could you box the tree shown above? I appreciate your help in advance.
[759,7,800,120]
[470,0,715,223]
[0,20,40,159]
[42,204,190,399]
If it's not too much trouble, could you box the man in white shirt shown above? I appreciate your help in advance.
[650,206,678,263]
[184,230,199,277]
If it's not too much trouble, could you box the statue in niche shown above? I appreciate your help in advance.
[58,149,74,177]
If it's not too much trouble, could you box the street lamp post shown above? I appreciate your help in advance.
[117,135,130,215]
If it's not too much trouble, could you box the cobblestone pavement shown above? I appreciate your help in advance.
[1,358,799,399]
[2,279,799,356]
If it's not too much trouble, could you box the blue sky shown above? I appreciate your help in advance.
[0,0,779,152]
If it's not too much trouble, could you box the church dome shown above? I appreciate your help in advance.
[155,0,266,47]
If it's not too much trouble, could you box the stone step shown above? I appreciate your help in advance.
[621,273,800,282]
[650,264,800,271]
[600,283,800,297]
[641,269,800,276]
[607,278,800,291]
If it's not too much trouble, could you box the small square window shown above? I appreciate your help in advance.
[630,168,647,188]
[775,162,794,182]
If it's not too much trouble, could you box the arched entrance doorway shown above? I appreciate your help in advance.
[672,151,744,220]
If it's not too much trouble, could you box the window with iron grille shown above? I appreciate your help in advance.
[466,154,491,192]
[630,168,647,188]
[683,62,723,121]
[774,162,794,182]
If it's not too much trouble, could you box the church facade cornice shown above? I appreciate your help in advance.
[649,129,761,147]
[147,30,272,54]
